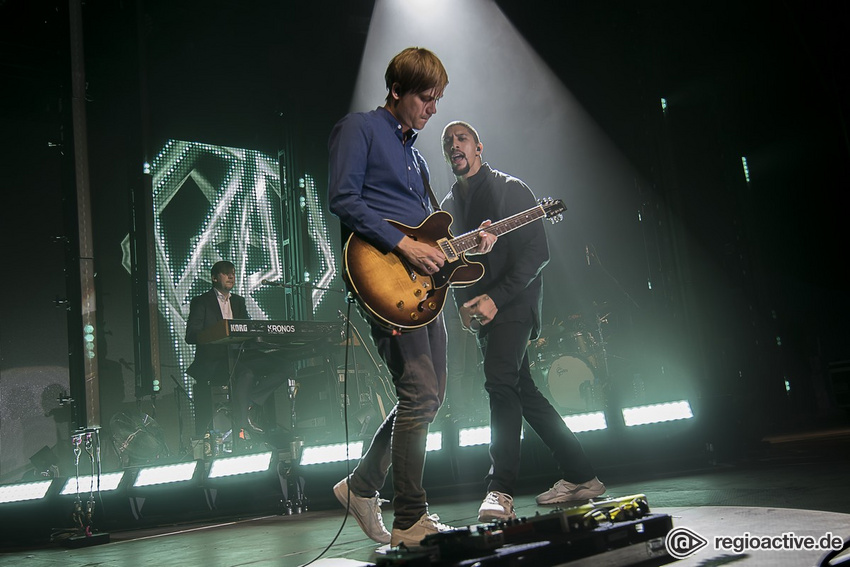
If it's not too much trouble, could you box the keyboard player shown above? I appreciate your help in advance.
[185,261,286,443]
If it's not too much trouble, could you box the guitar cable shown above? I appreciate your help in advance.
[296,298,358,567]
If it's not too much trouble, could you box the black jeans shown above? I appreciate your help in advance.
[349,315,447,529]
[479,317,595,495]
[192,349,287,437]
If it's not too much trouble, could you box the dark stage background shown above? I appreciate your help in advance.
[1,0,848,482]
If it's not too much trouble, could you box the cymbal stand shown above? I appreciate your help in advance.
[594,311,612,383]
[586,242,641,310]
[586,243,641,418]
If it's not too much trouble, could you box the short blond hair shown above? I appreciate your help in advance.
[384,47,448,103]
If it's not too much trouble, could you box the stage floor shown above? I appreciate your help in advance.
[2,429,849,567]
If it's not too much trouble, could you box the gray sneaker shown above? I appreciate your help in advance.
[478,491,516,522]
[535,477,606,505]
[390,513,453,548]
[333,477,391,544]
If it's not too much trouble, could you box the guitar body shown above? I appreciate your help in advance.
[343,211,484,330]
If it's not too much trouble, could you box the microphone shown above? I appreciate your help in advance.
[585,245,591,266]
[262,279,283,287]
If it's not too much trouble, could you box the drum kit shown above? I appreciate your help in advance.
[530,310,612,414]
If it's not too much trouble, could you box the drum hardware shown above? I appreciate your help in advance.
[545,355,598,413]
[530,306,622,413]
[531,320,567,360]
[567,329,600,368]
[570,330,590,354]
[593,310,612,382]
[585,241,640,384]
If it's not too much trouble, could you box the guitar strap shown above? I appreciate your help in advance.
[419,167,441,212]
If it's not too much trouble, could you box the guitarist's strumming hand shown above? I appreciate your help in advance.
[460,294,498,333]
[467,219,497,256]
[396,235,446,274]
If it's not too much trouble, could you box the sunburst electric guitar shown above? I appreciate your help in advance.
[343,198,566,330]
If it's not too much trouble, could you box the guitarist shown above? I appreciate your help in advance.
[327,48,496,548]
[439,121,605,523]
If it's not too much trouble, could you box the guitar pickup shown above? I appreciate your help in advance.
[437,239,459,262]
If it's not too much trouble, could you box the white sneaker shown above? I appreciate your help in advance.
[535,477,606,505]
[390,513,453,548]
[333,477,391,544]
[478,491,516,522]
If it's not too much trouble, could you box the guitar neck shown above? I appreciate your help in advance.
[451,205,546,254]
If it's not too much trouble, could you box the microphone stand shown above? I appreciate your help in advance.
[170,374,193,457]
[337,305,396,411]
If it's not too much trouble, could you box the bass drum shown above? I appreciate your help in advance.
[546,356,596,412]
[567,331,598,368]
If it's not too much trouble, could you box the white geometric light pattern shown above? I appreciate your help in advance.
[149,140,287,397]
[299,174,337,312]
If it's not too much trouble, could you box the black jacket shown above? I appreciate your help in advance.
[185,289,249,384]
[441,163,549,339]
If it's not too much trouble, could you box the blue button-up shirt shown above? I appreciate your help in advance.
[328,107,434,253]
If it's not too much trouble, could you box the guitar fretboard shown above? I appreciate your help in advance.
[451,206,546,253]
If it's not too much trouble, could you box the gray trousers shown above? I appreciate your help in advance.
[348,314,447,529]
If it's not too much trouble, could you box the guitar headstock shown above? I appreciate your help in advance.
[538,198,566,224]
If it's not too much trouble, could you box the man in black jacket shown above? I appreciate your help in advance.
[185,260,284,441]
[440,121,605,522]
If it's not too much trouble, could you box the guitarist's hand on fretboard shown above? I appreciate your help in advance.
[466,219,497,256]
[396,235,446,274]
